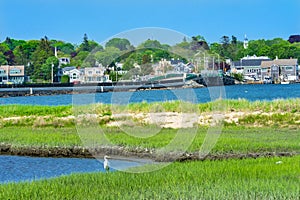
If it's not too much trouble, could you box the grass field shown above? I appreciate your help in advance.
[0,99,299,199]
[1,99,300,129]
[0,156,299,199]
[1,98,300,117]
[1,126,299,156]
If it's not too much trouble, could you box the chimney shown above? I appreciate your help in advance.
[275,56,278,60]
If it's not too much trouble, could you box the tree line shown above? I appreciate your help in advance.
[0,34,299,82]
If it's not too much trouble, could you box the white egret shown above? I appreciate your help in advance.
[103,155,110,172]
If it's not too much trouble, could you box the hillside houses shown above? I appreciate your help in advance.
[60,56,298,84]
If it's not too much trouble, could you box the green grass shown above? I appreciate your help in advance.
[2,99,300,129]
[0,127,81,147]
[0,156,299,199]
[0,105,73,117]
[1,126,299,155]
[2,98,300,118]
[1,100,300,199]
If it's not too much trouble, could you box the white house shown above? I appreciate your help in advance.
[58,57,70,68]
[61,67,82,83]
[82,67,110,83]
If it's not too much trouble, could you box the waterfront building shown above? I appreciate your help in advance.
[59,66,110,83]
[82,67,110,83]
[0,65,25,84]
[261,58,298,83]
[61,66,82,83]
[231,55,271,81]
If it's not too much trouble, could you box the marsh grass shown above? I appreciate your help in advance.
[1,99,299,199]
[1,126,299,155]
[236,112,300,127]
[2,98,300,116]
[0,156,299,199]
[2,98,300,128]
[0,98,300,117]
[0,127,81,147]
[0,105,72,117]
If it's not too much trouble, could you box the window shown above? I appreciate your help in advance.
[10,68,21,74]
[72,73,77,80]
[285,66,293,71]
[88,71,92,75]
[0,69,5,75]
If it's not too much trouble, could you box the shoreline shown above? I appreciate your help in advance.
[0,144,297,162]
[0,83,201,98]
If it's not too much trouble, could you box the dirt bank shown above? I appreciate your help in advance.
[0,143,297,162]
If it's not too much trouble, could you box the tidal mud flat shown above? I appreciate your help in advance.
[0,143,297,162]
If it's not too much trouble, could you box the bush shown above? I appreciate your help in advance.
[232,73,244,82]
[61,75,70,83]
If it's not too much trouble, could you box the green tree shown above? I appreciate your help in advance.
[123,52,142,71]
[82,33,89,51]
[174,41,190,49]
[105,38,132,51]
[70,51,89,67]
[233,73,244,82]
[138,39,163,49]
[4,50,15,65]
[41,56,59,81]
[31,36,54,80]
[4,37,26,50]
[268,40,290,59]
[231,36,237,45]
[78,34,101,52]
[22,40,40,60]
[13,45,28,65]
[0,42,10,53]
[190,35,209,51]
[94,47,121,67]
[0,52,7,65]
[52,40,75,55]
[0,43,10,65]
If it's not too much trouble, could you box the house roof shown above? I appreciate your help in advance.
[62,66,76,72]
[170,59,183,65]
[232,59,271,67]
[261,59,298,68]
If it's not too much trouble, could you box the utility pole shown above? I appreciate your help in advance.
[7,65,9,83]
[218,54,220,71]
[51,63,54,83]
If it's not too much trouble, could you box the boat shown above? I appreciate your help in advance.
[281,81,290,85]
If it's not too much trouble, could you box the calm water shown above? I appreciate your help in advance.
[1,84,300,105]
[0,155,146,184]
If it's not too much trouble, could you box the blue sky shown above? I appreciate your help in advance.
[1,0,299,45]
